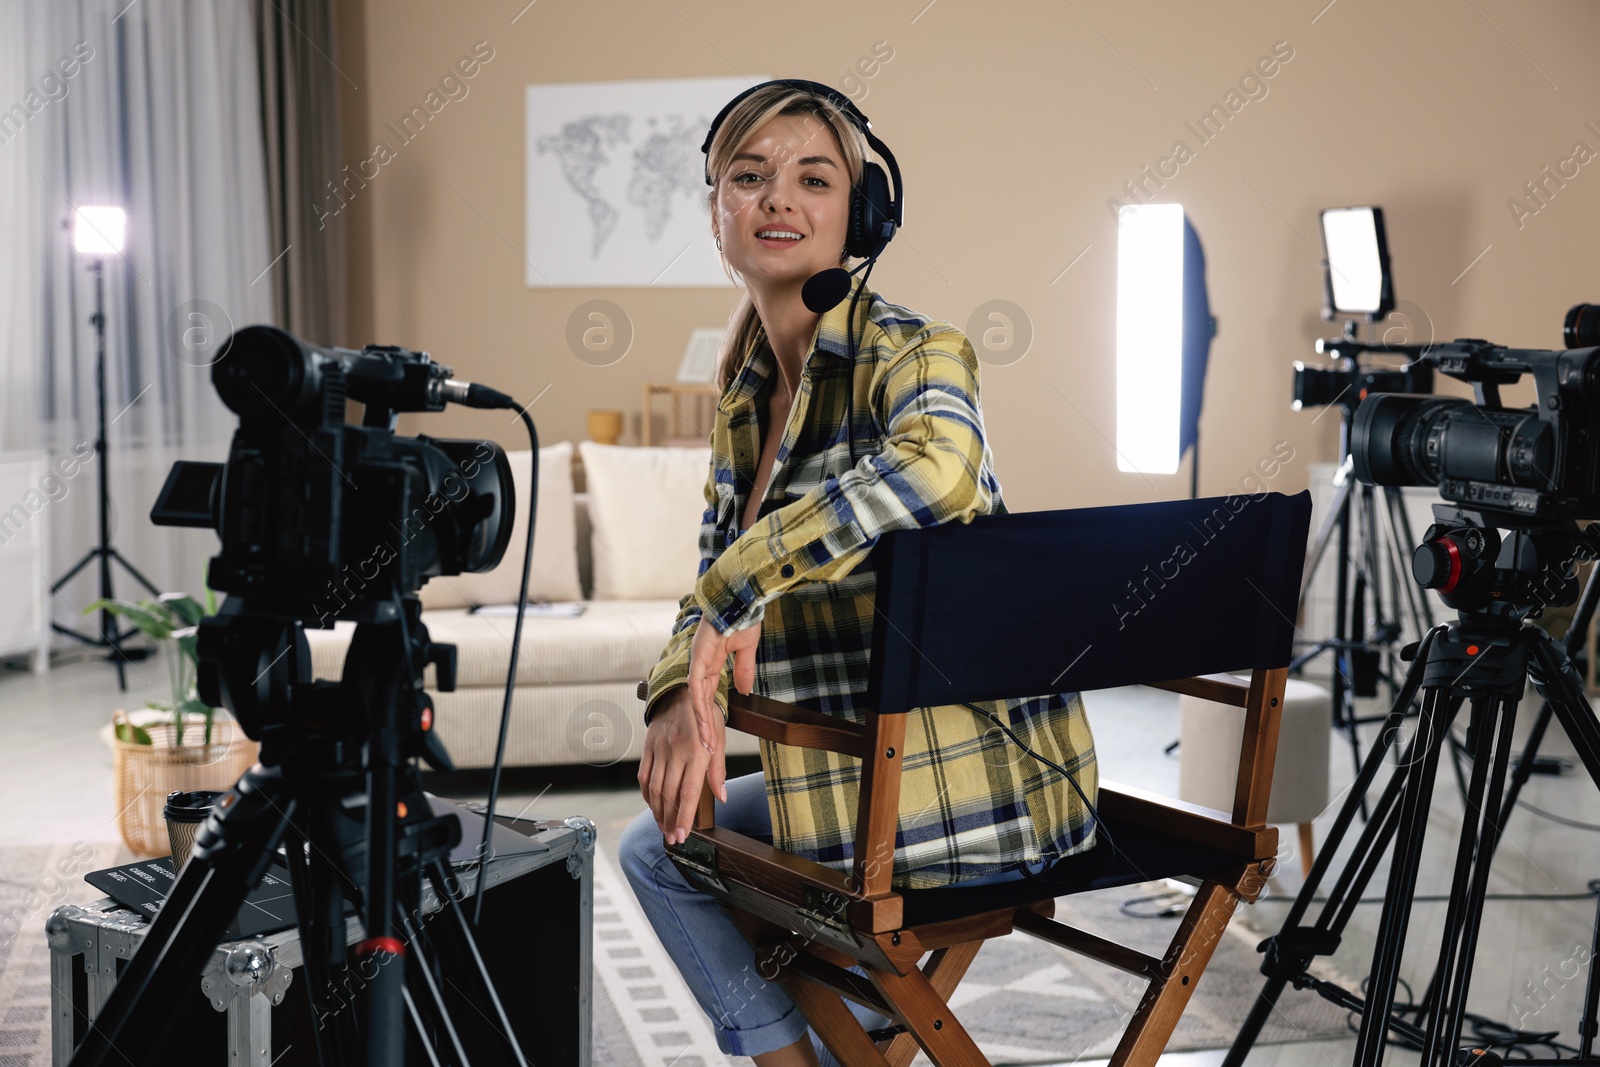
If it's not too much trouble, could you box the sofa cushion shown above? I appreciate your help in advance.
[420,442,581,608]
[578,442,711,600]
[304,600,682,688]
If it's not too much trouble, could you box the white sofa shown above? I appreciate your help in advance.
[304,442,763,770]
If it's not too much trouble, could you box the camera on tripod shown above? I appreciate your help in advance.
[70,325,539,1067]
[1291,206,1434,414]
[1237,213,1600,1067]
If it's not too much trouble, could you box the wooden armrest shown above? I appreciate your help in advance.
[1097,779,1275,860]
[726,691,868,757]
[1148,674,1249,707]
[685,826,902,932]
[633,682,867,757]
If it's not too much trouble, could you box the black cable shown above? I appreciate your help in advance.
[1511,798,1600,832]
[1119,891,1191,919]
[960,700,1117,876]
[470,407,540,927]
[843,257,876,471]
[1339,973,1588,1058]
[1443,724,1600,832]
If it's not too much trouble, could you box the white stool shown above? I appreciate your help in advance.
[1178,678,1331,877]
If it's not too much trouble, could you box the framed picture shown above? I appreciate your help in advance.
[676,327,724,383]
[525,75,765,286]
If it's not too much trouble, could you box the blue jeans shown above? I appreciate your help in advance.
[618,771,1043,1061]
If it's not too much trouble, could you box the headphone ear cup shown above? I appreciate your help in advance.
[847,162,894,259]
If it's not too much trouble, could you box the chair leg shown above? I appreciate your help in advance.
[880,941,983,1067]
[1109,882,1238,1067]
[867,956,989,1067]
[785,978,894,1067]
[1298,821,1315,878]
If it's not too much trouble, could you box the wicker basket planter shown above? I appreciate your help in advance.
[104,711,259,856]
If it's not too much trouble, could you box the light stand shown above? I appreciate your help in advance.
[1292,206,1435,808]
[49,207,158,690]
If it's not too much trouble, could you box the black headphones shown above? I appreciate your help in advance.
[701,79,904,261]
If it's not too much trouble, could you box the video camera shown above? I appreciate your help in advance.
[150,325,518,624]
[1291,206,1434,413]
[1349,303,1600,524]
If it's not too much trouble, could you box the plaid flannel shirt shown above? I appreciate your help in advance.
[643,277,1097,889]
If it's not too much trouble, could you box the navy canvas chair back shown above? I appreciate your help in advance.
[867,491,1311,715]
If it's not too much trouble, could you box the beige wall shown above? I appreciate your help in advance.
[332,0,1600,512]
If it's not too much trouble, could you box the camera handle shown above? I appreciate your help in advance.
[1224,569,1600,1067]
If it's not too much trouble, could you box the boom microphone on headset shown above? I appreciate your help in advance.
[802,259,874,314]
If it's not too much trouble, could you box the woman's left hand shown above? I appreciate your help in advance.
[687,616,761,757]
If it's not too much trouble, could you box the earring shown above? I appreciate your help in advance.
[715,233,723,252]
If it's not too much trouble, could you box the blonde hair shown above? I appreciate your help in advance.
[706,84,869,394]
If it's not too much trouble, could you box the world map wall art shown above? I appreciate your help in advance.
[525,75,764,286]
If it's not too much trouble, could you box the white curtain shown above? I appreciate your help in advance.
[0,0,274,625]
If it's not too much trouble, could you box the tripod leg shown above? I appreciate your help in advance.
[1412,694,1517,1067]
[1224,631,1446,1067]
[1578,884,1600,1060]
[1299,472,1354,605]
[69,768,296,1067]
[424,858,533,1066]
[1531,634,1600,790]
[108,547,163,598]
[282,819,361,1067]
[401,985,448,1067]
[394,902,471,1065]
[1331,477,1369,819]
[1353,683,1460,1067]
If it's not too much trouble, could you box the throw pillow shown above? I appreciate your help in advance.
[578,442,711,600]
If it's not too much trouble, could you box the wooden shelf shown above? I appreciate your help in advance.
[642,382,716,446]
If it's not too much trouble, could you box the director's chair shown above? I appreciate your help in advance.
[640,490,1312,1067]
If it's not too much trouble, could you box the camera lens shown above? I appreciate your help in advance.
[1563,303,1600,349]
[1354,394,1555,493]
[1352,394,1466,487]
[1292,362,1348,411]
[213,326,315,419]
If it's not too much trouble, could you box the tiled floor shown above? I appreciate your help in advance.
[4,646,1599,1067]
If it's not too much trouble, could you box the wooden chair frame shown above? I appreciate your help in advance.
[641,491,1312,1067]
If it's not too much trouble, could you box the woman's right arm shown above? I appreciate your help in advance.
[638,455,732,841]
[641,456,731,727]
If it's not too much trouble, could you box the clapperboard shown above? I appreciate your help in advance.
[84,857,312,938]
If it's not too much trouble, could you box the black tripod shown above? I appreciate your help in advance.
[50,257,159,690]
[1225,510,1600,1067]
[67,595,530,1066]
[1294,411,1434,818]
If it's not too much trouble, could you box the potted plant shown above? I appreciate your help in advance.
[88,589,259,855]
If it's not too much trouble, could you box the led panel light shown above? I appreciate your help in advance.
[73,206,126,255]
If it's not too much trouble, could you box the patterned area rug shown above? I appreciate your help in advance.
[0,842,131,1067]
[0,837,1357,1067]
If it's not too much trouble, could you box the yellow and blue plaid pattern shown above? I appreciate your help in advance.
[644,277,1097,889]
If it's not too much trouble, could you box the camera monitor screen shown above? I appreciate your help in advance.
[1319,206,1392,319]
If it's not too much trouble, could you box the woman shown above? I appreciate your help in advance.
[619,81,1098,1067]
